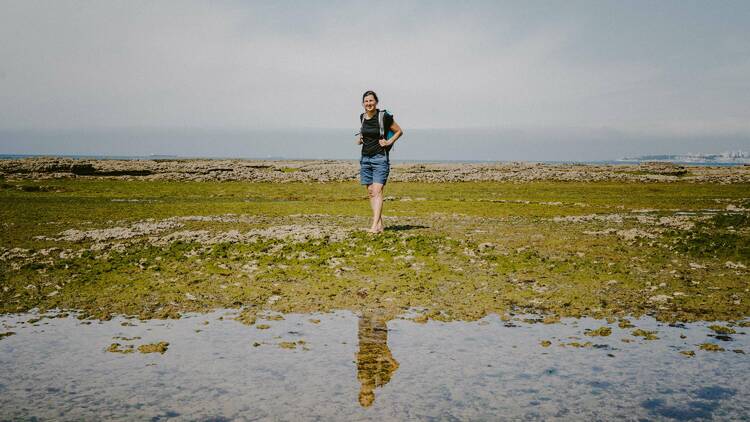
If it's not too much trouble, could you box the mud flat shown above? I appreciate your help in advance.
[1,159,748,326]
[2,160,749,419]
[2,157,750,183]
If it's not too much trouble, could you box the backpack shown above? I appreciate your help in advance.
[360,110,395,153]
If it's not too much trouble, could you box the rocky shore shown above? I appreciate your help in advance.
[2,157,749,183]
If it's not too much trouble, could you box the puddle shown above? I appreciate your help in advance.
[1,311,748,420]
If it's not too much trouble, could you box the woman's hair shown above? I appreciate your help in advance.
[362,90,379,103]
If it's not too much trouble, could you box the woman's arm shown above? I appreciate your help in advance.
[379,120,403,147]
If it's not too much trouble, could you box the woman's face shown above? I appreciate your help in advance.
[362,94,377,112]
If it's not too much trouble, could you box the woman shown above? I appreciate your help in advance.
[357,90,403,233]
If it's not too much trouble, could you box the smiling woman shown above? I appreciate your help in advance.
[357,90,403,233]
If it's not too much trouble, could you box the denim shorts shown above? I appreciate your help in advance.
[360,153,390,185]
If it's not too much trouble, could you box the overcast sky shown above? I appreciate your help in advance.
[1,0,749,158]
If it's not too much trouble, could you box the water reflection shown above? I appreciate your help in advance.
[1,311,748,420]
[356,313,399,407]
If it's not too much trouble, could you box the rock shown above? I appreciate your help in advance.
[412,314,428,324]
[137,342,169,354]
[725,261,747,269]
[708,325,736,335]
[631,329,659,340]
[3,158,748,183]
[699,343,724,352]
[648,295,672,303]
[585,327,612,337]
[107,343,134,354]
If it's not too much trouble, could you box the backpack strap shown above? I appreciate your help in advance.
[378,110,385,139]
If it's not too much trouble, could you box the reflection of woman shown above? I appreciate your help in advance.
[356,314,399,407]
[357,90,403,234]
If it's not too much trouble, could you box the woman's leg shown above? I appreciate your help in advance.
[367,183,384,233]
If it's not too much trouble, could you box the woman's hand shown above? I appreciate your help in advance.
[378,138,393,147]
[356,134,363,145]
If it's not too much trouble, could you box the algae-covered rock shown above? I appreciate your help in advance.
[264,314,285,321]
[618,319,635,329]
[279,341,296,349]
[708,325,736,335]
[412,314,428,324]
[137,341,169,354]
[680,350,695,357]
[540,340,552,347]
[631,329,659,340]
[585,327,612,337]
[0,331,16,340]
[564,341,592,348]
[107,343,134,354]
[699,343,724,352]
[236,310,257,326]
[256,324,270,330]
[542,315,561,324]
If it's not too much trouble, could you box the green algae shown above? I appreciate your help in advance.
[235,310,257,326]
[618,320,635,329]
[1,178,749,325]
[0,331,16,340]
[563,341,592,348]
[256,324,271,330]
[540,340,552,347]
[631,329,659,340]
[708,325,737,335]
[138,342,169,354]
[680,350,696,357]
[584,327,612,337]
[412,314,428,324]
[699,343,724,352]
[107,343,134,354]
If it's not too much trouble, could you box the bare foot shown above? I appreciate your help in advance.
[367,225,384,234]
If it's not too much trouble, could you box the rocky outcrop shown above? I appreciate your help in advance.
[1,157,749,183]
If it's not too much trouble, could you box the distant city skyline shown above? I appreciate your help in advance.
[1,1,749,159]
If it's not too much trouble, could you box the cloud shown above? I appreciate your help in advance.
[0,0,748,137]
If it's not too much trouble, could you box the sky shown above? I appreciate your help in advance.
[1,0,749,160]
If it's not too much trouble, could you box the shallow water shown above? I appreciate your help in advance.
[1,311,748,421]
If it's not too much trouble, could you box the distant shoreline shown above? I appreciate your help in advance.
[2,156,749,183]
[0,154,747,167]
